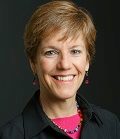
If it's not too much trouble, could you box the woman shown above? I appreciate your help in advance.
[0,0,120,139]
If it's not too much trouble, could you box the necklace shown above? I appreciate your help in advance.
[51,102,83,134]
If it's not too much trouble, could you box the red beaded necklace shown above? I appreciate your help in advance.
[51,103,83,134]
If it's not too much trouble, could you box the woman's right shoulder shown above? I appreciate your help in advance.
[0,114,24,139]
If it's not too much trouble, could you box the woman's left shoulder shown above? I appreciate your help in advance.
[89,104,120,139]
[91,104,120,125]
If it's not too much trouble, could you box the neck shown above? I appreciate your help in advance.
[39,92,77,119]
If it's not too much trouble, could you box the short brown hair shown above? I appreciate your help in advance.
[24,0,96,64]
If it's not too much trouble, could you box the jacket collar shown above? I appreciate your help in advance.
[22,90,103,138]
[22,90,49,138]
[76,93,103,126]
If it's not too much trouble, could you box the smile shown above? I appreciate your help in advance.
[53,75,75,81]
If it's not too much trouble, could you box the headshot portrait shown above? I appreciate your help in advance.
[0,0,120,139]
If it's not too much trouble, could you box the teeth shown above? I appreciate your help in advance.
[55,75,74,81]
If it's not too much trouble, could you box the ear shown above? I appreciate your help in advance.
[29,60,36,74]
[85,61,89,71]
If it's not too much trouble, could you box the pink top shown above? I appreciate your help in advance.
[52,113,82,139]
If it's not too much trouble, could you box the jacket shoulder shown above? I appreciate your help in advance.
[91,104,120,137]
[0,114,24,139]
[91,104,119,122]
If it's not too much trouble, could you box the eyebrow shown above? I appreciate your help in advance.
[40,46,59,50]
[69,45,84,49]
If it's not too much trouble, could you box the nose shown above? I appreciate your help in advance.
[57,53,72,70]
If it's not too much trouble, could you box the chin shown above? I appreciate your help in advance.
[54,90,76,100]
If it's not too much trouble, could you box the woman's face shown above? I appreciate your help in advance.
[30,32,89,101]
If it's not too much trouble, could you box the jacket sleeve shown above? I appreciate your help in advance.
[0,115,24,139]
[0,124,24,139]
[115,115,120,139]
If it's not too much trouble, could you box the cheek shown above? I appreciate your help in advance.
[74,58,88,73]
[36,58,56,76]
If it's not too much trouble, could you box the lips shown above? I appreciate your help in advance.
[52,75,75,81]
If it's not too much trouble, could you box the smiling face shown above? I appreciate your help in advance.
[30,32,89,101]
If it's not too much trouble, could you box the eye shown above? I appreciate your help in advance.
[70,49,81,55]
[44,49,59,57]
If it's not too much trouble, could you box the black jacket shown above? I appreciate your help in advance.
[0,90,120,139]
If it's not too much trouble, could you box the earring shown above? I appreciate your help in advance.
[85,71,89,85]
[32,74,39,86]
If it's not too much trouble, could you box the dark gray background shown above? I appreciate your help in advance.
[0,0,120,126]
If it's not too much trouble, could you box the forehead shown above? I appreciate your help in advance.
[40,31,85,48]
